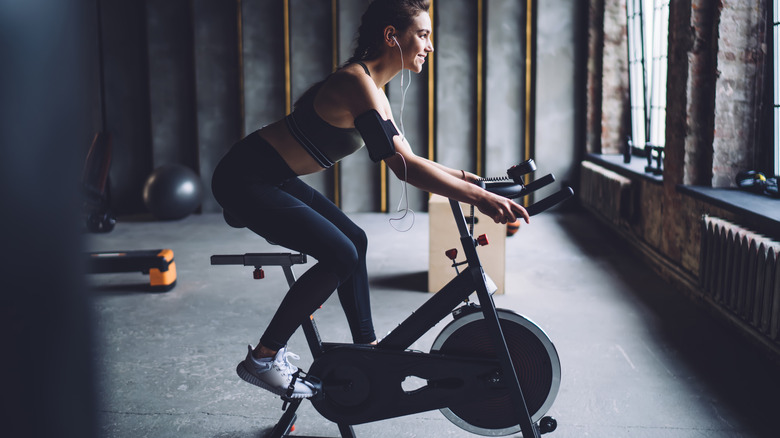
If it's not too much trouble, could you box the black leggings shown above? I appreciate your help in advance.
[211,131,376,350]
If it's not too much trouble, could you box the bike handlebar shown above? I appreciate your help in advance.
[525,187,574,216]
[479,162,575,216]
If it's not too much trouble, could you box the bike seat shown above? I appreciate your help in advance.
[223,210,246,228]
[222,210,285,247]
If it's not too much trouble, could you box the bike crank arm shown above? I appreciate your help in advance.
[308,347,507,426]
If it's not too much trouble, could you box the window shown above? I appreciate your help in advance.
[626,0,670,171]
[626,0,646,153]
[774,0,779,175]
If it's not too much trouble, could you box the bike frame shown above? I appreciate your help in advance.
[211,162,572,438]
[298,199,541,438]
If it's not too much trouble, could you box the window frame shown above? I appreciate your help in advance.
[625,0,670,167]
[773,0,779,175]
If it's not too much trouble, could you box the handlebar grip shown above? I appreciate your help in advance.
[481,181,521,198]
[525,186,574,216]
[482,173,556,199]
[523,173,555,194]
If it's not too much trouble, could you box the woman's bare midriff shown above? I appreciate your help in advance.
[258,120,326,176]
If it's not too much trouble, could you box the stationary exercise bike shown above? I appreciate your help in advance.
[211,159,573,437]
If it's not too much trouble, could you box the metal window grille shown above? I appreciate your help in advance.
[626,0,669,152]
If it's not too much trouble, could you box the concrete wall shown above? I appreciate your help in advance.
[535,0,585,194]
[94,0,583,215]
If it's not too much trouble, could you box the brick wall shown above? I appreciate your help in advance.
[712,0,769,187]
[683,0,718,186]
[587,0,768,183]
[585,0,604,154]
[583,0,776,358]
[586,0,630,154]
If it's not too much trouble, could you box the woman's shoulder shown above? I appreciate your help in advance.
[312,62,390,120]
[321,64,383,103]
[327,63,375,90]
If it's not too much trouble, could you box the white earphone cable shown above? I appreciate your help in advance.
[388,36,415,232]
[395,38,412,138]
[388,152,415,232]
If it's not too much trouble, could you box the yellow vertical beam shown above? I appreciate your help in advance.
[380,160,387,212]
[380,81,388,212]
[237,0,245,138]
[427,0,435,162]
[332,0,341,207]
[283,0,291,114]
[521,0,536,205]
[524,0,534,164]
[476,0,484,175]
[331,0,339,72]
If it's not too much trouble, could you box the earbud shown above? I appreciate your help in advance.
[391,35,398,46]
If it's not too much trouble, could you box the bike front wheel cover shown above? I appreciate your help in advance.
[431,309,561,436]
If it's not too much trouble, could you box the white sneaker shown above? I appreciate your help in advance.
[236,345,316,398]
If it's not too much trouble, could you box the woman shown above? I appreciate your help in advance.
[211,0,529,399]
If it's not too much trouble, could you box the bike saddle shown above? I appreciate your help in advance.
[223,210,284,247]
[223,210,246,228]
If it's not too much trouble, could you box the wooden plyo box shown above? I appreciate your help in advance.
[428,194,506,294]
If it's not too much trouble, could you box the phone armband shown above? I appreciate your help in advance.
[355,109,398,162]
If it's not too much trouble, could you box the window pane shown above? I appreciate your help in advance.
[775,0,779,175]
[627,0,647,149]
[626,0,669,154]
[775,107,779,176]
[648,0,669,148]
[776,0,779,24]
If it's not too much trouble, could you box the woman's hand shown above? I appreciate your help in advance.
[462,171,529,225]
[475,191,530,225]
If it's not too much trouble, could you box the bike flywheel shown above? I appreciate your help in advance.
[431,308,561,436]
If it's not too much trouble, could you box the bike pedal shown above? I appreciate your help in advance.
[305,375,324,401]
[281,371,324,409]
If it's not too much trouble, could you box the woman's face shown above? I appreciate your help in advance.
[396,12,434,73]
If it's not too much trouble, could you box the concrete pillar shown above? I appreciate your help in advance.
[242,0,286,133]
[192,0,242,212]
[146,0,198,171]
[435,0,479,172]
[485,0,526,177]
[340,0,384,212]
[290,0,335,199]
[100,0,152,214]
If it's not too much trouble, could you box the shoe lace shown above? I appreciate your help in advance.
[273,350,301,378]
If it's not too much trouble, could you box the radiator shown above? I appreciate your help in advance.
[700,215,780,341]
[580,161,633,226]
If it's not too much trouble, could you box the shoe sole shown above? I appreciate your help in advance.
[236,361,314,399]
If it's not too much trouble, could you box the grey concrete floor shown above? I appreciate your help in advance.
[85,209,780,438]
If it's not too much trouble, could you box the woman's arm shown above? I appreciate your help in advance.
[423,159,480,184]
[335,71,528,225]
[385,136,528,225]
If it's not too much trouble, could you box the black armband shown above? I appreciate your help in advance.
[355,109,398,163]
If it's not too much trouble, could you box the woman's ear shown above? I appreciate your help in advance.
[383,26,397,46]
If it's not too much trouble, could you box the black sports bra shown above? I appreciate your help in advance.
[284,62,371,168]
